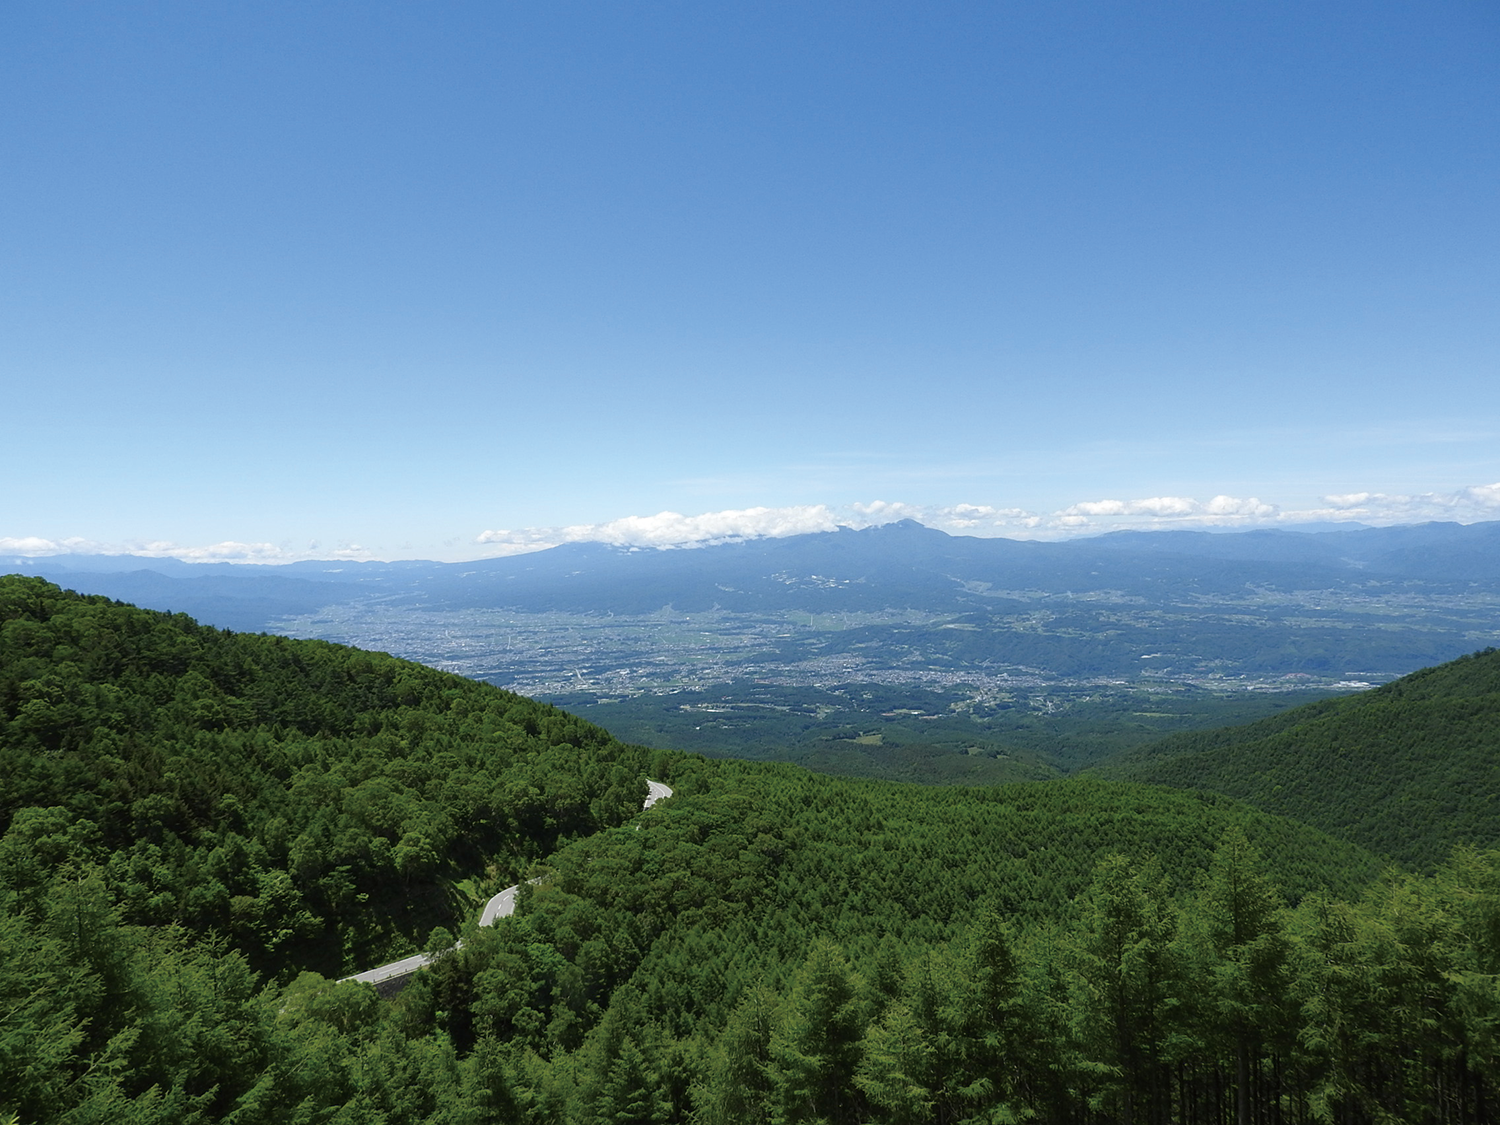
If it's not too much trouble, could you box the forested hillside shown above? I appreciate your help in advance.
[461,783,1496,1125]
[1094,646,1500,868]
[5,576,1500,1124]
[0,575,655,978]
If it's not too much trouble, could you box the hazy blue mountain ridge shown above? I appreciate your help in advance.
[11,519,1500,630]
[1092,520,1500,581]
[10,520,1499,782]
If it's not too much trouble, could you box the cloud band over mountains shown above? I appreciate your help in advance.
[473,482,1500,553]
[6,483,1499,563]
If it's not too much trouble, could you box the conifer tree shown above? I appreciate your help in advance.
[1066,854,1178,1125]
[949,907,1029,1120]
[1180,829,1293,1125]
[700,983,780,1125]
[856,1002,935,1125]
[771,940,867,1125]
[599,1036,667,1125]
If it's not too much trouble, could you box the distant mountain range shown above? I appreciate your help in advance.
[8,518,1500,633]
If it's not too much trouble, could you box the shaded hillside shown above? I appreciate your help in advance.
[0,575,653,978]
[1092,647,1500,867]
[518,758,1386,983]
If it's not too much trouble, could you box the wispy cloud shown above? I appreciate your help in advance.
[0,536,89,555]
[1043,482,1500,533]
[1296,482,1500,524]
[850,500,1043,533]
[0,537,375,563]
[477,483,1500,551]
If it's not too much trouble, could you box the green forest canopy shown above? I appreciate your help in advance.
[4,575,1500,1124]
[1094,646,1500,868]
[0,575,658,978]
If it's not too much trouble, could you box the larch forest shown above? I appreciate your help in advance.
[4,573,1500,1124]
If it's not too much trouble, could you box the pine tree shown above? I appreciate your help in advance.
[1180,829,1293,1125]
[599,1036,667,1125]
[856,1002,935,1125]
[949,907,1029,1121]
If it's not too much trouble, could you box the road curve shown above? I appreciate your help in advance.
[476,781,672,925]
[340,780,673,989]
[478,879,529,927]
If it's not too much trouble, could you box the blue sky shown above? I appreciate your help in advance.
[4,1,1497,561]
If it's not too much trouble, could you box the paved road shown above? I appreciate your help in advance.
[340,780,673,988]
[478,879,530,927]
[342,949,438,988]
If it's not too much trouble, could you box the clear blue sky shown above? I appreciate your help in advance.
[4,1,1497,560]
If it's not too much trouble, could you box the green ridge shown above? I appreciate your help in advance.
[1092,646,1500,867]
[0,575,654,979]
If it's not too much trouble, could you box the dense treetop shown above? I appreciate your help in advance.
[5,576,1499,1124]
[0,574,654,977]
[1093,646,1500,868]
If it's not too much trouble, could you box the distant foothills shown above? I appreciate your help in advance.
[10,519,1500,787]
[9,519,1500,633]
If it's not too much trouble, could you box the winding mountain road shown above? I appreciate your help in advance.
[340,780,673,990]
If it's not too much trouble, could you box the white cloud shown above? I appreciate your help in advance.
[1055,494,1276,526]
[145,541,295,562]
[1066,500,1130,517]
[849,499,926,523]
[11,482,1500,565]
[477,505,848,552]
[1206,494,1277,517]
[0,536,377,564]
[475,501,1062,554]
[1293,482,1500,524]
[472,494,1311,549]
[1046,483,1500,534]
[0,536,76,555]
[850,500,1041,533]
[1471,483,1500,508]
